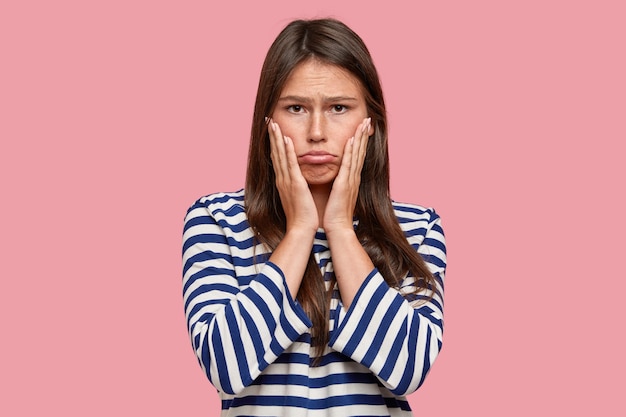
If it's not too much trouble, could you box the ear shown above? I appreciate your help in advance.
[368,118,375,136]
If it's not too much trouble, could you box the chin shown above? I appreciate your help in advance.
[302,167,337,186]
[304,176,336,189]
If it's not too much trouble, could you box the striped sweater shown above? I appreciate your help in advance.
[182,190,446,416]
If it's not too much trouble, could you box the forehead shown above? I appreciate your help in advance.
[280,59,364,96]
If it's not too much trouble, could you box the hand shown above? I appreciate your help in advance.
[322,117,371,233]
[268,118,319,234]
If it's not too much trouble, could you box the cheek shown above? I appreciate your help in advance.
[272,116,302,140]
[338,135,352,149]
[334,120,362,141]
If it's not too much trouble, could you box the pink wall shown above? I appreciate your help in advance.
[2,0,624,415]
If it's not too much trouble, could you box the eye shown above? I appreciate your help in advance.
[287,105,304,113]
[331,105,348,113]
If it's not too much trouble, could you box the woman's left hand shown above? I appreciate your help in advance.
[322,117,371,233]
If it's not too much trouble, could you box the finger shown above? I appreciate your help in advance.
[349,118,369,181]
[268,117,279,165]
[283,135,301,175]
[356,117,371,170]
[269,119,290,181]
[336,135,354,184]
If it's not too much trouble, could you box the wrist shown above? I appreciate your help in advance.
[324,224,357,240]
[284,225,317,241]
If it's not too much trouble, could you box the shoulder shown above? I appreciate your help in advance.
[187,189,245,214]
[184,189,247,226]
[392,200,440,226]
[392,200,444,247]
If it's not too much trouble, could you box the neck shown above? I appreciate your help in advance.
[309,184,331,228]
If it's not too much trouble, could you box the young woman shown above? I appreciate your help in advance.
[182,18,446,417]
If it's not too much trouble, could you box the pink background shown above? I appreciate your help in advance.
[2,0,624,415]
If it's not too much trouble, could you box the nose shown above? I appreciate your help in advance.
[308,113,326,142]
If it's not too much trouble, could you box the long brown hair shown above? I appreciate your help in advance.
[245,18,436,360]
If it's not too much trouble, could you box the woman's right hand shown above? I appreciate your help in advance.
[268,119,319,234]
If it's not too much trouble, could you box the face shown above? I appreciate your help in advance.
[271,59,374,191]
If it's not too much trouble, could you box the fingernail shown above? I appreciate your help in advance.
[265,116,269,124]
[283,135,289,145]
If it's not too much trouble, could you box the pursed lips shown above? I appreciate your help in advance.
[298,150,336,164]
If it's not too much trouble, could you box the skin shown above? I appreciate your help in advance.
[266,59,376,309]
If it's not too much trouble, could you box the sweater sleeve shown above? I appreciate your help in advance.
[328,208,446,396]
[182,198,312,395]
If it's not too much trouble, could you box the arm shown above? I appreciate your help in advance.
[266,119,319,300]
[328,209,446,396]
[183,118,322,394]
[323,117,374,309]
[182,197,312,395]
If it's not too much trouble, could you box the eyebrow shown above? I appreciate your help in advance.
[277,95,358,103]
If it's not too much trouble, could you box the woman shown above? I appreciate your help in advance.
[182,18,446,416]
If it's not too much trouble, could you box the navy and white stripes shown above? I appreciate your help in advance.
[182,189,446,416]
